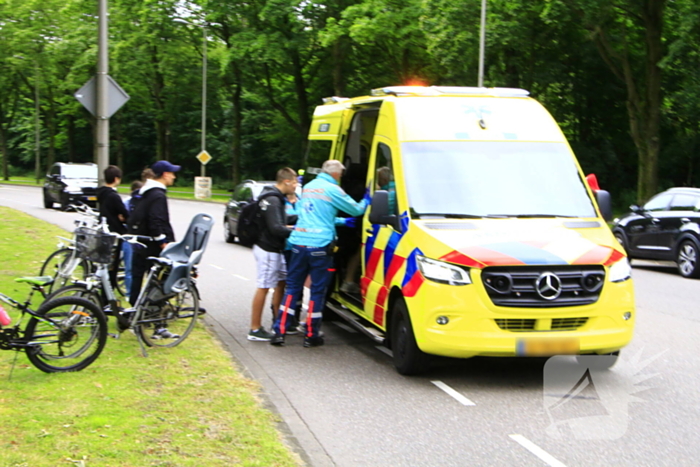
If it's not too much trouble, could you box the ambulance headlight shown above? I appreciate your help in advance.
[416,255,471,286]
[608,258,632,283]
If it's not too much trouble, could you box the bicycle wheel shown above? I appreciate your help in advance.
[39,248,91,294]
[136,283,199,348]
[24,296,107,373]
[46,284,104,310]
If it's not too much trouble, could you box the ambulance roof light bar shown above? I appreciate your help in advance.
[371,86,530,98]
[322,96,350,104]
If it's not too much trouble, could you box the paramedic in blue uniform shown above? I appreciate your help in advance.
[271,160,370,347]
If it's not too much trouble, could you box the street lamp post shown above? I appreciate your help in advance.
[34,61,41,183]
[478,0,487,87]
[174,18,208,177]
[200,24,207,178]
[96,0,109,185]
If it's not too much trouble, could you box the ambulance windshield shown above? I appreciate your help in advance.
[402,141,597,219]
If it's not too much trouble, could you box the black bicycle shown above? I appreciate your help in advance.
[48,213,213,356]
[0,277,107,373]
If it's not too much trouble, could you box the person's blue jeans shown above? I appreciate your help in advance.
[122,241,133,297]
[273,244,334,339]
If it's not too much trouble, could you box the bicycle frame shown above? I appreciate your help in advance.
[0,290,82,351]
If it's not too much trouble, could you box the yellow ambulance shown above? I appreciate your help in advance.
[305,86,634,375]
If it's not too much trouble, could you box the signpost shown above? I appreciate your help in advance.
[195,150,212,199]
[74,76,130,119]
[194,176,212,199]
[73,0,130,184]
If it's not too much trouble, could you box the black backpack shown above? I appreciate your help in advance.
[237,191,284,247]
[127,189,157,237]
[127,189,142,215]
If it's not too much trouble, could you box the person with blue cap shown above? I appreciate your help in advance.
[127,160,181,339]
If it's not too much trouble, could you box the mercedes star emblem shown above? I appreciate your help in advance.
[535,272,562,300]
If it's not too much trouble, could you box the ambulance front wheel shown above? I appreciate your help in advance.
[391,299,429,375]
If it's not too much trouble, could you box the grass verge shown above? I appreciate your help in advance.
[0,207,299,466]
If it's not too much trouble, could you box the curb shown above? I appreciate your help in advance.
[204,315,335,467]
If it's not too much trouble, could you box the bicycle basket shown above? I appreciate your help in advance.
[74,227,117,264]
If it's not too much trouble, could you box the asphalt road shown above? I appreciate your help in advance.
[1,184,698,466]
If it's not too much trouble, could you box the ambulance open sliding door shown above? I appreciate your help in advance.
[362,137,399,328]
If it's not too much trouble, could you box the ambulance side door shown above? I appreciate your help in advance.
[362,137,400,327]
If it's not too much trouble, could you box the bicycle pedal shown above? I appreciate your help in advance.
[108,333,120,339]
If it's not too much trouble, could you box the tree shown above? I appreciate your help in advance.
[558,0,667,203]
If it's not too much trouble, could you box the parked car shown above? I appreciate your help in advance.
[223,180,275,243]
[613,187,700,278]
[43,162,99,210]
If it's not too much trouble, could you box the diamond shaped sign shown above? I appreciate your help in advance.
[74,75,130,118]
[196,150,212,165]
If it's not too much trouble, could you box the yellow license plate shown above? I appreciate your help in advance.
[517,337,579,356]
[87,196,97,201]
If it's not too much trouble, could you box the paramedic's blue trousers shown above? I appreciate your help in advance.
[273,244,334,339]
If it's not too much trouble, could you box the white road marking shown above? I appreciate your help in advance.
[332,322,357,333]
[509,434,567,467]
[375,346,393,357]
[209,264,224,270]
[431,381,476,406]
[232,274,249,281]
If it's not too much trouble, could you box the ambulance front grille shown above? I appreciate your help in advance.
[495,317,589,332]
[481,265,605,308]
[551,317,588,330]
[494,319,536,331]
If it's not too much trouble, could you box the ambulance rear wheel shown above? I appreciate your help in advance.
[391,299,429,375]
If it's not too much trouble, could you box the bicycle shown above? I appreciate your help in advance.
[0,277,107,373]
[48,213,213,357]
[39,203,128,296]
[38,203,99,294]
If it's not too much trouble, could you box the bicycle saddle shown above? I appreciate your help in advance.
[15,276,54,287]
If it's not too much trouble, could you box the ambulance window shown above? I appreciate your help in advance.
[375,143,398,216]
[344,110,377,167]
[305,140,333,171]
[339,110,376,202]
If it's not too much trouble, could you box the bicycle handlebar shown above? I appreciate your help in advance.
[120,234,154,248]
[0,292,20,308]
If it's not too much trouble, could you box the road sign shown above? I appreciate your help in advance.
[195,176,212,199]
[196,150,212,165]
[74,75,130,118]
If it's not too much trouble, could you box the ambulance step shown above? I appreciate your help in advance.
[326,302,385,344]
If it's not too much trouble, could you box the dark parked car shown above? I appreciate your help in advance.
[223,180,275,243]
[43,162,99,210]
[613,187,700,278]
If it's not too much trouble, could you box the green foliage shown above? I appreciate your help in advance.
[0,207,300,467]
[0,0,698,199]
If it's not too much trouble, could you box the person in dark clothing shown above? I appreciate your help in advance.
[96,165,129,292]
[122,180,143,297]
[127,160,180,339]
[247,167,298,341]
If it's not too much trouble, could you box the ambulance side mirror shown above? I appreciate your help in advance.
[595,190,613,222]
[369,190,400,231]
